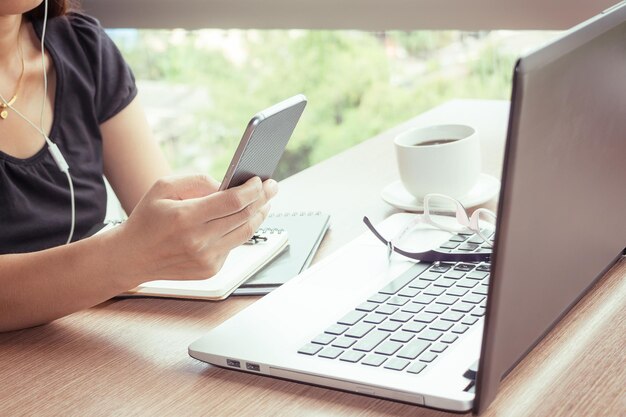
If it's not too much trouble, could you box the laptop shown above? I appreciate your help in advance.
[189,3,626,414]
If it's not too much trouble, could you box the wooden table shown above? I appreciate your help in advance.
[1,100,624,417]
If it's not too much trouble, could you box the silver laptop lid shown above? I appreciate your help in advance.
[476,2,626,413]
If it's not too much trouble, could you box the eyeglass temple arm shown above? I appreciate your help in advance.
[363,216,491,263]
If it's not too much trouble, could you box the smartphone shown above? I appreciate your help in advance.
[219,94,308,191]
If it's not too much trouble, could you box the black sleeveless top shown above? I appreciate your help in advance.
[0,13,137,254]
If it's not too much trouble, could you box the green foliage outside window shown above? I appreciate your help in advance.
[111,30,552,180]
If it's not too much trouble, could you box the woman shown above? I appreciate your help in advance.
[0,0,277,331]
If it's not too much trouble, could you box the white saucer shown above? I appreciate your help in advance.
[381,173,501,213]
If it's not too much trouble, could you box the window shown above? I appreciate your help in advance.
[108,29,558,180]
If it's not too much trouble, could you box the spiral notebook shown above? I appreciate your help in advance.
[233,211,330,295]
[123,230,288,301]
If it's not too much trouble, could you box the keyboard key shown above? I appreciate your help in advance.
[387,296,410,306]
[425,304,447,314]
[423,287,445,296]
[441,311,464,322]
[403,322,426,333]
[375,341,403,356]
[476,263,491,272]
[368,293,389,303]
[434,278,456,288]
[397,340,431,359]
[390,331,415,343]
[430,343,448,353]
[332,337,357,348]
[418,329,442,341]
[413,294,436,304]
[472,286,489,296]
[363,313,387,324]
[451,324,469,334]
[319,346,344,359]
[401,303,424,314]
[362,354,387,367]
[378,321,402,332]
[430,263,452,273]
[379,263,430,294]
[390,312,413,323]
[430,320,453,332]
[407,362,427,374]
[345,323,375,338]
[451,302,475,313]
[353,330,389,352]
[419,351,438,363]
[325,324,349,335]
[444,270,466,280]
[419,271,442,281]
[439,241,459,250]
[467,235,486,244]
[456,279,478,289]
[458,243,479,251]
[448,235,467,243]
[464,294,486,304]
[447,287,469,297]
[298,343,322,355]
[356,302,378,312]
[471,307,486,317]
[440,334,458,344]
[458,230,474,236]
[339,351,365,363]
[312,333,336,345]
[338,311,366,326]
[462,316,479,325]
[398,287,420,298]
[454,263,475,272]
[435,295,458,305]
[376,304,398,315]
[414,312,437,323]
[408,279,431,290]
[466,271,489,280]
[384,358,410,371]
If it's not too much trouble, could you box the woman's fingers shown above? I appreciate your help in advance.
[197,200,272,247]
[181,177,278,224]
[216,204,271,250]
[149,174,221,200]
[177,177,262,223]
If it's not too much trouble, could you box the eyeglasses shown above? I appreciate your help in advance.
[363,193,496,263]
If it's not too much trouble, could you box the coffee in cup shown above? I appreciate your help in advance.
[394,124,480,200]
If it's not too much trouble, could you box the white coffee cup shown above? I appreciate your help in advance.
[394,124,481,200]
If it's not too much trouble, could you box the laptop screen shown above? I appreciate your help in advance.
[475,4,626,413]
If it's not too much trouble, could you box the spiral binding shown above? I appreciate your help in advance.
[247,211,322,244]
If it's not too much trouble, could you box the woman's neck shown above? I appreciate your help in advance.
[0,15,23,68]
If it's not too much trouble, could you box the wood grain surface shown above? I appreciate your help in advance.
[1,100,624,417]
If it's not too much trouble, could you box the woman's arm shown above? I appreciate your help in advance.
[1,98,278,332]
[101,97,171,213]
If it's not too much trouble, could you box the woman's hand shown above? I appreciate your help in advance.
[110,174,277,287]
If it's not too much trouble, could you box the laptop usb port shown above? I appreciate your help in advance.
[226,359,241,368]
[246,363,261,372]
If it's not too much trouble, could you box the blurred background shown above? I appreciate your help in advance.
[107,29,558,181]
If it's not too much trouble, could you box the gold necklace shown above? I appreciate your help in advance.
[0,26,25,120]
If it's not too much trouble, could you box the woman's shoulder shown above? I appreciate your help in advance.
[44,11,109,53]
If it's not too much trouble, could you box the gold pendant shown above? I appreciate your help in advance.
[0,95,17,120]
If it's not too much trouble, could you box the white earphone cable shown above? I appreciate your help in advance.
[0,0,75,244]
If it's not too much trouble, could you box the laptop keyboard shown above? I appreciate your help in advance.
[297,231,491,374]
